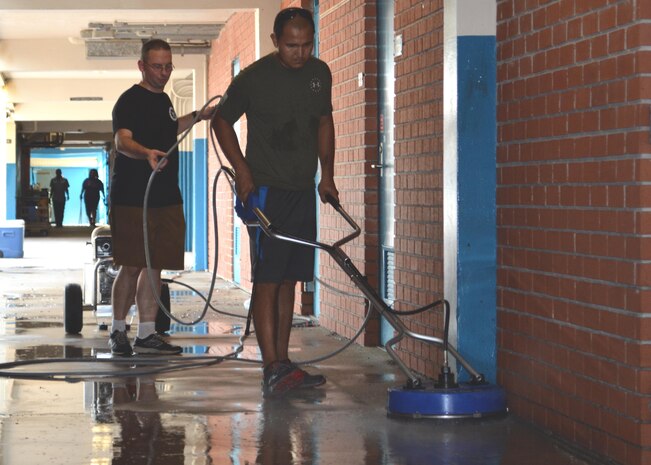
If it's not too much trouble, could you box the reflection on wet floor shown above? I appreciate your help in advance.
[0,318,260,361]
[15,344,93,361]
[168,320,243,336]
[0,372,597,465]
[166,321,255,355]
[0,296,598,464]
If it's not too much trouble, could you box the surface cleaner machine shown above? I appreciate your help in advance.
[249,194,507,419]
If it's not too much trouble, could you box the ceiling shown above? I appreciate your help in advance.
[0,1,271,147]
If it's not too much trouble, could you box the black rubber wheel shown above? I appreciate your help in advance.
[155,283,171,334]
[64,283,83,334]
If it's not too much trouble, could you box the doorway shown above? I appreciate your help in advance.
[29,147,109,226]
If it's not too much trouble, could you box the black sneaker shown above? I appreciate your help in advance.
[109,330,133,356]
[262,361,305,397]
[285,360,326,388]
[133,333,182,355]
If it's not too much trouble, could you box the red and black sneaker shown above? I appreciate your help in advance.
[262,361,305,397]
[284,360,326,389]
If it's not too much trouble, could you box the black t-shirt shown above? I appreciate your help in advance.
[218,54,333,190]
[82,177,104,201]
[111,84,182,207]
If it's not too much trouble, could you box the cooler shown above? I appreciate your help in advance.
[0,219,25,258]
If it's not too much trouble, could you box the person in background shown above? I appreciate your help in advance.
[49,168,70,228]
[212,7,338,397]
[80,168,105,227]
[109,38,214,356]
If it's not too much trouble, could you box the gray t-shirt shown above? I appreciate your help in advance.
[218,53,333,190]
[49,176,69,202]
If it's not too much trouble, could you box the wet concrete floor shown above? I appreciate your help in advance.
[0,227,604,464]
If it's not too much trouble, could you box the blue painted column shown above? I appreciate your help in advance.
[444,0,497,383]
[6,164,16,219]
[193,137,208,271]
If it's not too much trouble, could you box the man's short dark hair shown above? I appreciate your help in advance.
[273,7,315,39]
[141,39,171,62]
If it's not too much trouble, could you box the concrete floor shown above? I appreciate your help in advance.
[0,227,604,465]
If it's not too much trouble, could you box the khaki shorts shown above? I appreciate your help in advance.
[109,204,185,270]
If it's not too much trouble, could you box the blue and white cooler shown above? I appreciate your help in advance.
[0,219,25,258]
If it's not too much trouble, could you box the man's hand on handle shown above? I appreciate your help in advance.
[318,178,339,205]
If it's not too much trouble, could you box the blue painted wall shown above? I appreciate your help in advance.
[6,164,16,219]
[456,35,497,382]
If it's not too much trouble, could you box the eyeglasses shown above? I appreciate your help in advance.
[145,62,174,72]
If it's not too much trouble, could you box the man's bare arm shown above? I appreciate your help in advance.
[211,113,255,203]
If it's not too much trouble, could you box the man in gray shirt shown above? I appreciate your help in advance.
[49,169,70,227]
[212,7,338,397]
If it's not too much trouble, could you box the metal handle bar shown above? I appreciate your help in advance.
[251,194,360,250]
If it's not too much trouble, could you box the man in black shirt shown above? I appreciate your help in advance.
[80,168,105,227]
[110,38,213,356]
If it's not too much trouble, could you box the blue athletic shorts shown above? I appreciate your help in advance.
[247,187,316,283]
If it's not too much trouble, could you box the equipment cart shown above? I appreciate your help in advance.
[19,188,51,236]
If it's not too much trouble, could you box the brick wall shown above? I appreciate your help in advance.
[315,0,446,363]
[207,11,257,291]
[316,0,382,345]
[208,2,319,316]
[391,0,445,378]
[497,1,651,464]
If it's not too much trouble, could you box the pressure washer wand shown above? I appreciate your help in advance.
[249,194,487,388]
[436,299,457,389]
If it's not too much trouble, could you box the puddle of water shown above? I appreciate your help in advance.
[14,344,94,360]
[16,321,61,329]
[0,319,63,336]
[362,372,398,383]
[4,303,27,309]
